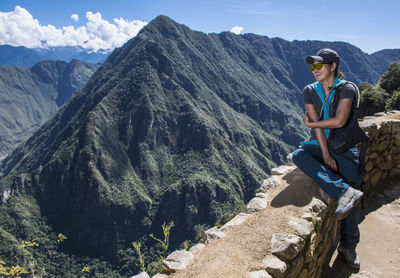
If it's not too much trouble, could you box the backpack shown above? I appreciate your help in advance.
[326,81,369,175]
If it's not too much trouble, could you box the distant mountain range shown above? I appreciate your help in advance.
[0,15,399,276]
[0,45,109,67]
[0,59,100,158]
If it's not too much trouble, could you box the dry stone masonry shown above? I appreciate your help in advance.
[359,111,400,191]
[131,111,400,278]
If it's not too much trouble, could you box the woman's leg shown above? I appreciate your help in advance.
[292,144,349,201]
[333,147,363,249]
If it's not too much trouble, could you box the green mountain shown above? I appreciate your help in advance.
[0,59,100,158]
[1,16,399,276]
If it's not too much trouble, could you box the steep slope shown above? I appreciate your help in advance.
[0,16,400,276]
[0,59,100,158]
[0,15,307,266]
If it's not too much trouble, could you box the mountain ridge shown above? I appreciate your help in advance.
[0,44,108,67]
[1,15,400,276]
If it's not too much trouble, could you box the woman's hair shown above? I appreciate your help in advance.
[334,63,345,79]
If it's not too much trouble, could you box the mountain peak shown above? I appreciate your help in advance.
[139,14,190,39]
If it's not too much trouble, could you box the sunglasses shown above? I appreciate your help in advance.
[309,63,325,71]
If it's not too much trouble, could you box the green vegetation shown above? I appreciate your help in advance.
[132,242,146,272]
[0,257,28,278]
[1,16,399,277]
[359,61,400,117]
[131,221,175,275]
[0,59,99,158]
[149,221,174,261]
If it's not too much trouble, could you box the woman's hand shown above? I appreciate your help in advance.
[303,111,311,128]
[322,152,337,172]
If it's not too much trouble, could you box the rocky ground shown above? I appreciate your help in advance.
[164,175,400,278]
[147,112,400,278]
[322,180,400,278]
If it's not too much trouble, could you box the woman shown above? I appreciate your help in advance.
[292,48,363,269]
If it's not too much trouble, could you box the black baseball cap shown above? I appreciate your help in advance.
[306,48,340,64]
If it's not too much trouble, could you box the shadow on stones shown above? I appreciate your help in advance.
[322,250,360,278]
[270,168,318,208]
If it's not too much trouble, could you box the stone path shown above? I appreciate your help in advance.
[322,180,400,278]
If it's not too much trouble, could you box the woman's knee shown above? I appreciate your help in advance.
[291,148,305,166]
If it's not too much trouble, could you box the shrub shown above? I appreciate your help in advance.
[386,91,400,110]
[379,62,400,93]
[358,88,390,118]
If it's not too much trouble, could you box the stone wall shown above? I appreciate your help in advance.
[360,111,400,191]
[132,111,400,278]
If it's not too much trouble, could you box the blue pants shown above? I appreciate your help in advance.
[292,144,363,249]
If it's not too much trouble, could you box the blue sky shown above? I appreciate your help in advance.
[0,0,399,53]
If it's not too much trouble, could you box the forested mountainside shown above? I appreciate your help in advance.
[0,59,100,158]
[0,15,399,276]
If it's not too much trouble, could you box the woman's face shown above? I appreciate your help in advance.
[312,61,336,82]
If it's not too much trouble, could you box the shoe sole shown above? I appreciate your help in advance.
[335,191,364,220]
[337,247,360,269]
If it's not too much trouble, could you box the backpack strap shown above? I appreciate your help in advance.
[331,81,361,107]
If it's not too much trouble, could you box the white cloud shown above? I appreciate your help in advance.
[0,6,147,52]
[230,26,244,35]
[71,13,79,22]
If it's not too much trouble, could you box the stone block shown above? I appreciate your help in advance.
[379,120,392,134]
[377,140,390,151]
[380,159,393,170]
[162,250,194,273]
[392,120,400,133]
[258,175,281,193]
[271,233,306,260]
[309,197,328,217]
[255,192,269,198]
[301,213,314,221]
[370,170,382,186]
[317,188,331,204]
[366,151,378,159]
[262,255,287,278]
[247,197,268,213]
[152,274,168,278]
[204,227,225,243]
[359,120,377,138]
[130,272,150,278]
[298,269,308,278]
[381,170,389,181]
[288,217,314,239]
[189,243,204,254]
[220,213,251,231]
[305,232,317,263]
[286,255,304,278]
[365,160,374,172]
[314,217,323,232]
[389,168,400,178]
[271,165,295,175]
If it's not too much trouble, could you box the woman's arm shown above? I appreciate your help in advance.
[304,98,352,129]
[304,103,338,172]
